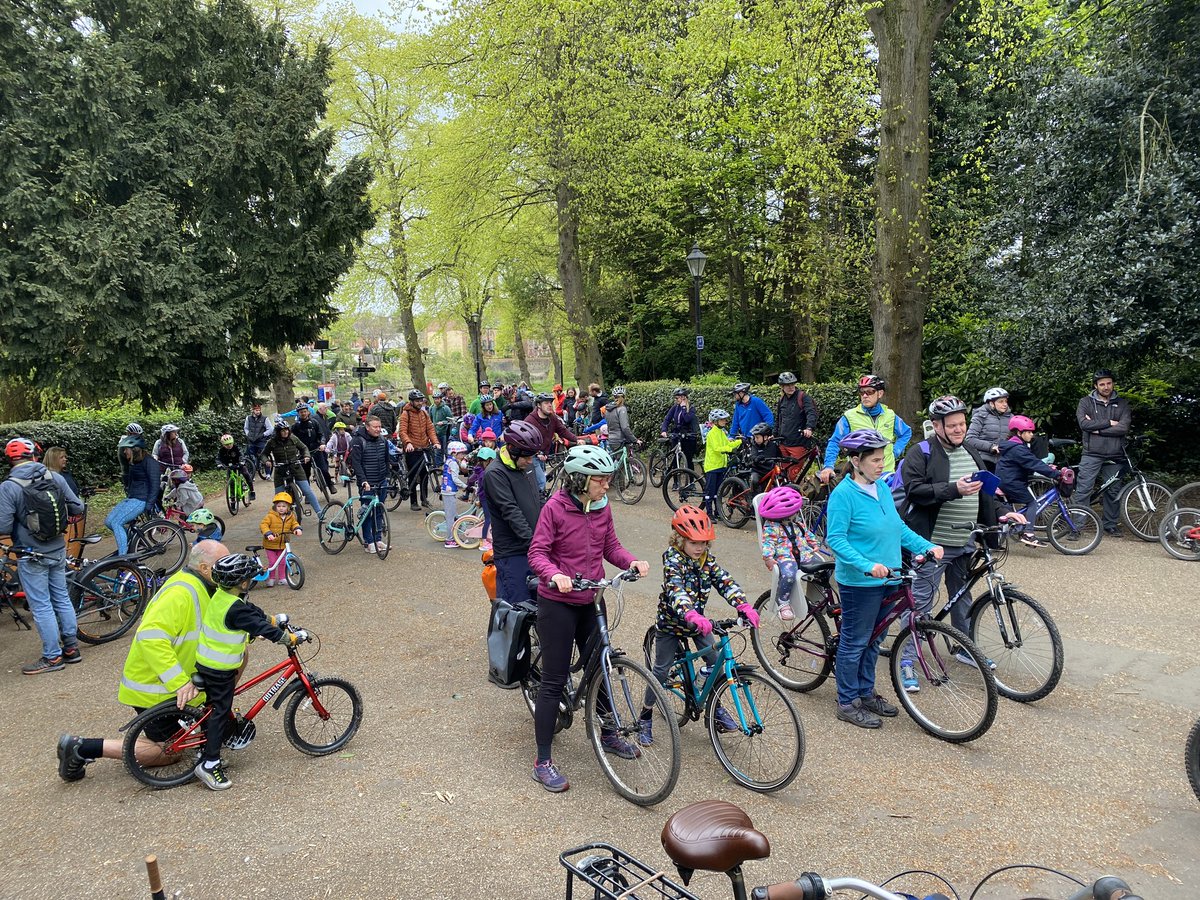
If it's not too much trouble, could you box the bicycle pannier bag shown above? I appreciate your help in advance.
[11,472,70,542]
[487,599,536,689]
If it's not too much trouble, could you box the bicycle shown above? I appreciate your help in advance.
[648,435,693,489]
[273,467,314,525]
[715,454,810,530]
[1158,506,1200,561]
[1059,436,1172,541]
[245,540,304,590]
[219,463,253,517]
[244,445,271,481]
[610,444,648,504]
[1188,716,1200,803]
[124,513,189,577]
[750,558,999,743]
[518,569,682,806]
[120,621,363,788]
[316,476,392,559]
[303,453,334,509]
[1016,475,1103,555]
[640,618,805,793]
[560,797,1143,900]
[159,472,227,541]
[425,498,482,543]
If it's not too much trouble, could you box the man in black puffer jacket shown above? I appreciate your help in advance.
[483,421,543,603]
[349,417,391,553]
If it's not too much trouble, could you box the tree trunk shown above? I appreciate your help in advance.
[556,179,603,387]
[865,0,957,423]
[543,316,563,386]
[512,315,532,385]
[397,296,425,392]
[465,313,484,386]
[270,346,294,413]
[384,192,426,394]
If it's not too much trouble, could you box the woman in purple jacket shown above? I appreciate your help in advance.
[526,445,650,793]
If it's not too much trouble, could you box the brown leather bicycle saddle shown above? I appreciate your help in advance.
[661,800,770,872]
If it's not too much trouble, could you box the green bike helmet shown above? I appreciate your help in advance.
[563,445,616,476]
[187,508,216,526]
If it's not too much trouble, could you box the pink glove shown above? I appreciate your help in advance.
[683,609,713,636]
[736,604,760,629]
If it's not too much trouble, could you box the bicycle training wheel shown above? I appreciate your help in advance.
[1048,506,1102,555]
[1159,507,1200,561]
[284,555,305,590]
[122,701,208,788]
[374,507,391,559]
[1119,479,1173,542]
[317,505,351,555]
[585,653,681,806]
[715,476,752,529]
[425,510,449,542]
[132,518,188,576]
[706,669,805,793]
[453,514,484,549]
[662,468,704,512]
[1186,717,1200,804]
[889,620,998,743]
[616,458,647,505]
[968,588,1063,703]
[74,560,148,644]
[284,677,364,755]
[226,476,239,516]
[750,590,833,693]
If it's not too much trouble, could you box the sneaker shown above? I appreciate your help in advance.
[57,734,87,782]
[194,760,233,791]
[637,716,653,746]
[713,707,739,733]
[860,695,899,717]
[531,759,569,793]
[900,662,919,693]
[375,541,389,552]
[599,732,641,759]
[264,579,275,589]
[364,542,377,554]
[410,502,420,512]
[22,655,64,675]
[952,648,996,669]
[1019,534,1047,548]
[778,603,794,622]
[444,540,458,549]
[836,698,882,729]
[249,491,257,501]
[61,645,83,665]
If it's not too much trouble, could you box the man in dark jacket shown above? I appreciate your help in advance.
[524,392,581,492]
[293,405,329,497]
[1074,369,1131,535]
[349,417,391,553]
[483,421,543,604]
[773,372,819,467]
[264,418,323,513]
[369,392,398,439]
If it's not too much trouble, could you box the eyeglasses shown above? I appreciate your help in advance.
[590,475,613,484]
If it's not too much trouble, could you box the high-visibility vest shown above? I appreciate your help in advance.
[197,588,249,671]
[118,571,208,708]
[844,405,899,474]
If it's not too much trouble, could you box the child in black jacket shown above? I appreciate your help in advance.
[996,415,1061,548]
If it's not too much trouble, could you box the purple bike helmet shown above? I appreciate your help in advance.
[839,428,889,454]
[759,486,805,520]
[503,420,542,456]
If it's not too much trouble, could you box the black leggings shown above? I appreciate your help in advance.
[533,596,607,761]
[405,449,430,502]
[196,664,237,763]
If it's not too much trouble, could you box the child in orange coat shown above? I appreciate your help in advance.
[259,492,302,587]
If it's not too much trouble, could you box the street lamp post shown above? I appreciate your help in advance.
[686,242,707,377]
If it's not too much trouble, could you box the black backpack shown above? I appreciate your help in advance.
[11,471,70,542]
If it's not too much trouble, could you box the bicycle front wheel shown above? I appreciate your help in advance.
[284,554,305,590]
[750,590,833,693]
[1119,479,1172,542]
[374,506,391,559]
[968,588,1063,703]
[706,670,805,793]
[74,560,148,644]
[889,620,998,743]
[1187,717,1200,803]
[585,654,681,806]
[284,676,364,755]
[132,519,187,576]
[617,459,647,505]
[122,701,208,788]
[662,468,704,512]
[715,476,752,528]
[1159,507,1200,561]
[425,510,449,541]
[225,475,239,516]
[1048,506,1102,554]
[317,505,351,555]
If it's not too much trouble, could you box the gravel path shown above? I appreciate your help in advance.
[1,485,1196,899]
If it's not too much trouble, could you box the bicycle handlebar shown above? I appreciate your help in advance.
[754,874,1137,900]
[569,568,641,592]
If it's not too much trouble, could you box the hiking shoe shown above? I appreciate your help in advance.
[900,662,919,693]
[952,648,996,669]
[194,761,233,791]
[22,655,64,675]
[637,716,653,746]
[600,732,641,759]
[61,645,83,665]
[836,699,882,729]
[778,603,794,622]
[57,734,87,782]
[713,706,740,733]
[860,695,899,717]
[531,759,569,793]
[1019,534,1047,548]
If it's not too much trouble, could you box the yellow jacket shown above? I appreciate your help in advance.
[260,509,300,550]
[703,427,742,473]
[118,571,209,708]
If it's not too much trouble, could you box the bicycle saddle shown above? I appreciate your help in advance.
[244,545,264,553]
[661,800,770,874]
[798,559,835,576]
[190,672,207,690]
[1048,438,1078,448]
[80,534,104,545]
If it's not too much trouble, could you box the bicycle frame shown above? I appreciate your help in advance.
[668,625,764,734]
[252,541,297,582]
[1020,484,1075,529]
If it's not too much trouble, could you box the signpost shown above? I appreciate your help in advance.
[352,365,376,394]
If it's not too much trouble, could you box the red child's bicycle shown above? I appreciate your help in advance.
[120,620,363,788]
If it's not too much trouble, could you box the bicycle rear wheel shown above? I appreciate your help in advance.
[74,560,148,644]
[453,514,484,549]
[889,620,998,743]
[1048,506,1102,555]
[715,476,752,528]
[585,654,681,806]
[750,590,833,693]
[706,669,805,793]
[648,447,666,488]
[122,701,209,788]
[662,468,704,511]
[616,458,647,505]
[968,588,1063,703]
[386,479,406,511]
[317,504,352,555]
[1187,717,1200,803]
[284,677,363,755]
[1159,507,1200,561]
[1169,482,1200,512]
[132,519,187,576]
[520,630,573,734]
[1119,479,1172,541]
[641,626,692,728]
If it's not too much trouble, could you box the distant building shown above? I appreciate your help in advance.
[421,319,496,357]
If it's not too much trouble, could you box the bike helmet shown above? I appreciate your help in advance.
[273,416,290,430]
[408,389,425,402]
[750,422,773,437]
[535,392,555,403]
[447,441,468,455]
[438,382,451,391]
[611,386,626,398]
[730,382,751,395]
[928,395,968,421]
[126,422,144,436]
[117,435,144,450]
[857,374,885,392]
[1059,467,1075,485]
[708,408,731,423]
[1008,415,1036,433]
[839,428,889,453]
[673,387,690,397]
[431,391,443,400]
[982,387,1009,403]
[273,491,294,504]
[759,486,805,520]
[180,463,194,475]
[1093,369,1115,384]
[211,553,263,589]
[480,395,495,407]
[332,421,347,430]
[476,447,497,462]
[5,437,37,460]
[187,508,216,526]
[479,428,496,440]
[160,424,180,436]
[671,505,716,542]
[777,371,798,385]
[563,445,616,475]
[479,380,490,389]
[219,433,235,447]
[502,420,542,456]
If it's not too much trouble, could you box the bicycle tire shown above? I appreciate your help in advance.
[73,560,148,644]
[255,455,270,481]
[715,476,752,528]
[317,504,352,555]
[1048,506,1102,555]
[617,458,647,505]
[648,447,666,488]
[968,588,1063,703]
[706,669,805,793]
[1187,717,1200,804]
[284,554,305,590]
[425,510,449,541]
[131,518,188,576]
[1169,482,1200,513]
[386,479,406,512]
[584,654,681,806]
[1119,479,1172,542]
[453,514,484,549]
[520,630,572,734]
[225,475,238,516]
[373,505,391,559]
[1158,507,1200,561]
[662,468,704,512]
[750,590,833,693]
[799,499,827,540]
[122,700,208,788]
[641,626,692,727]
[889,620,998,743]
[283,676,363,755]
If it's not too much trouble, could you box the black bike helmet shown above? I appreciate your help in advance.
[777,372,798,385]
[503,420,542,456]
[928,395,968,421]
[1093,368,1115,384]
[858,374,885,392]
[750,422,773,437]
[535,392,555,403]
[408,389,425,402]
[673,387,690,397]
[211,554,263,589]
[730,382,751,394]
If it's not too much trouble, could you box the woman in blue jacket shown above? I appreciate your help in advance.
[470,397,504,445]
[825,429,940,730]
[106,436,161,554]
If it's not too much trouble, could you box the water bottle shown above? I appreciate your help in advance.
[697,664,713,692]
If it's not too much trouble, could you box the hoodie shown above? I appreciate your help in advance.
[0,461,85,552]
[528,489,636,606]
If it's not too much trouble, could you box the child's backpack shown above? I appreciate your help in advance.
[10,471,69,542]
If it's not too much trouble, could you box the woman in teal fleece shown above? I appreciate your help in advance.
[825,429,941,729]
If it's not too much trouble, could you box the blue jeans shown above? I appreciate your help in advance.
[360,486,385,545]
[495,553,534,604]
[910,545,971,635]
[834,583,890,706]
[17,551,76,659]
[106,498,147,555]
[532,456,547,492]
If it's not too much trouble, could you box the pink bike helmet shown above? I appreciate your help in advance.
[1008,415,1036,433]
[759,486,805,520]
[1059,468,1075,485]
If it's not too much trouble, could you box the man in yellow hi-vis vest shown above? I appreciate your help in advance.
[819,375,914,482]
[54,540,229,782]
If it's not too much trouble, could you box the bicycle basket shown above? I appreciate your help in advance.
[560,844,700,900]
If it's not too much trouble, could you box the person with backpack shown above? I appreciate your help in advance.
[0,437,86,674]
[773,372,819,465]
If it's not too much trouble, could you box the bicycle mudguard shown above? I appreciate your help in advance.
[272,672,321,710]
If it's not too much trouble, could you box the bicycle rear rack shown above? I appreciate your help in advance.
[561,843,700,900]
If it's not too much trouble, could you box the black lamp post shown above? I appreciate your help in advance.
[686,243,707,377]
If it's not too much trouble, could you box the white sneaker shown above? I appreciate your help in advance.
[364,542,377,553]
[375,541,389,552]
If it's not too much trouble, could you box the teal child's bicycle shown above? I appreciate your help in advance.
[317,476,391,559]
